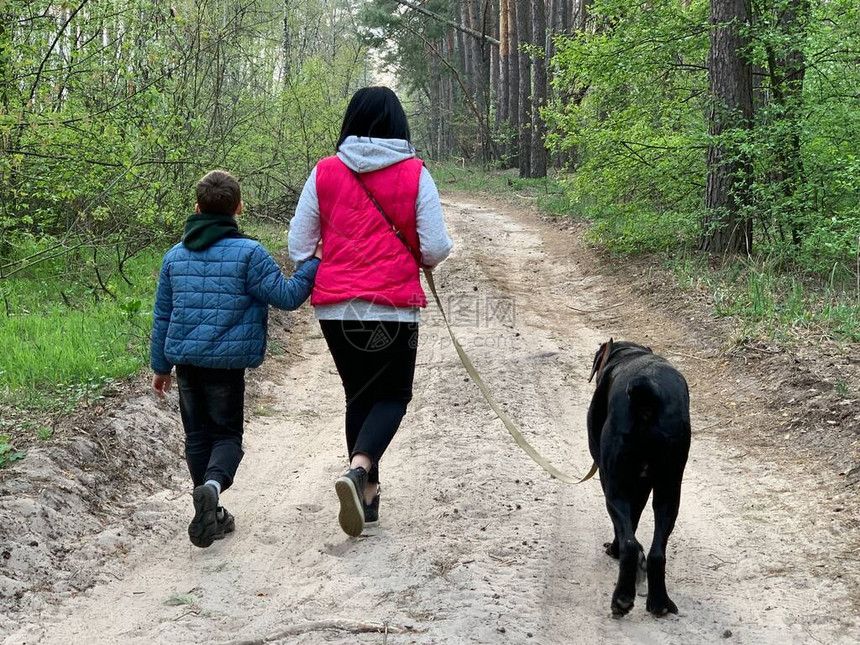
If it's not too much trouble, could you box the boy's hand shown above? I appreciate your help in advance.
[152,373,172,400]
[313,240,323,260]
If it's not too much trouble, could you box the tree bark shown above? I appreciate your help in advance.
[499,0,509,130]
[767,0,808,245]
[491,0,500,131]
[469,0,491,160]
[548,0,566,168]
[429,39,441,159]
[506,0,519,167]
[531,0,548,178]
[461,2,475,99]
[446,30,457,154]
[516,0,532,178]
[700,0,754,254]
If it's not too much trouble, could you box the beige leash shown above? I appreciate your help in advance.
[423,269,598,484]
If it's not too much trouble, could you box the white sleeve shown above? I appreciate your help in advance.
[288,167,321,263]
[415,167,453,269]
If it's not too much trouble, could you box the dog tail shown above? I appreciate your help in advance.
[627,376,660,420]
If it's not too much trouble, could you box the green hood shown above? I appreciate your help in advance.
[182,213,241,251]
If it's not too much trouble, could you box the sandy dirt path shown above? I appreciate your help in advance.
[8,197,859,645]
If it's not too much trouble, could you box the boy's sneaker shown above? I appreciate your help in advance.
[188,483,219,548]
[213,507,235,540]
[363,493,380,525]
[334,467,367,537]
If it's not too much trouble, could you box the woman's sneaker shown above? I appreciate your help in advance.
[334,467,367,537]
[363,493,380,525]
[213,507,235,540]
[188,484,219,548]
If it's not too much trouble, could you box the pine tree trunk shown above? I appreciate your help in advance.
[491,0,500,132]
[499,0,509,131]
[769,0,808,245]
[531,0,548,178]
[470,0,491,160]
[460,2,474,100]
[447,30,457,155]
[516,0,532,178]
[454,20,467,158]
[548,0,566,168]
[700,0,754,254]
[575,0,591,30]
[429,40,441,160]
[506,0,519,167]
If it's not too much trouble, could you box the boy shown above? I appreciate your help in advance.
[150,170,319,548]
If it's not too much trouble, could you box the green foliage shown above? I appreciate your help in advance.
[1,0,367,266]
[545,0,860,276]
[546,0,710,252]
[741,0,860,271]
[0,0,368,423]
[0,435,26,468]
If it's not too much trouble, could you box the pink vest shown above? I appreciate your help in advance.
[312,155,427,308]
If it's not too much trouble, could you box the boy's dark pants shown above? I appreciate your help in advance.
[175,365,245,492]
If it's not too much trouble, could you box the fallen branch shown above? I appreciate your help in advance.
[669,351,711,362]
[220,620,424,645]
[393,0,500,46]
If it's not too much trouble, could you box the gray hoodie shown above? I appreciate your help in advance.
[288,136,453,322]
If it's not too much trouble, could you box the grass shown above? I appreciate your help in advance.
[669,255,860,343]
[0,218,290,442]
[0,246,161,413]
[433,162,860,345]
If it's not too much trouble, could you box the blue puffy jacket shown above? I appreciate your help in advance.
[150,238,319,374]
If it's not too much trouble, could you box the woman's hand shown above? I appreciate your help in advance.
[313,240,323,260]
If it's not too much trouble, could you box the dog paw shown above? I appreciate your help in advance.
[646,594,678,616]
[604,539,619,559]
[611,593,635,617]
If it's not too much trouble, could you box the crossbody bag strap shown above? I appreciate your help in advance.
[350,168,421,265]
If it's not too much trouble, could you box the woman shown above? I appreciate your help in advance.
[289,87,453,537]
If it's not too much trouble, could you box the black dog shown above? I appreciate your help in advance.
[587,339,691,617]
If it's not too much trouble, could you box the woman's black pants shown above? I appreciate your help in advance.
[320,320,418,484]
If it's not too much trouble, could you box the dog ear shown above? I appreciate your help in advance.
[588,346,604,382]
[588,339,614,383]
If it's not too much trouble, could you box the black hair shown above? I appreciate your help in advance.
[336,86,411,149]
[196,169,241,215]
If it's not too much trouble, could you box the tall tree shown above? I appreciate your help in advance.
[499,0,510,130]
[701,0,754,253]
[469,0,491,158]
[507,0,520,166]
[490,0,500,131]
[531,0,548,178]
[516,0,532,177]
[766,0,809,245]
